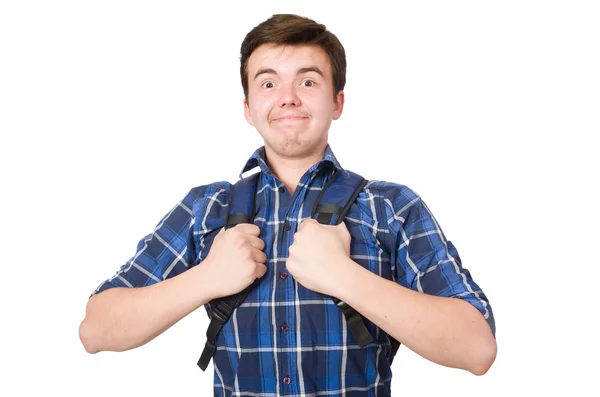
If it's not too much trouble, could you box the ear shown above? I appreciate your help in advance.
[243,98,255,126]
[332,90,345,120]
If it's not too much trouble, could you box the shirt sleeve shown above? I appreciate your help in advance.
[89,188,201,297]
[387,185,496,336]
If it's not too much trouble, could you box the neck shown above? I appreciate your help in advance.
[263,143,327,195]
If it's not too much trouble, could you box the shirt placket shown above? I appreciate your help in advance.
[272,183,293,393]
[273,172,317,395]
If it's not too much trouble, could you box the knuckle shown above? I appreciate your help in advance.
[241,249,253,261]
[234,236,246,249]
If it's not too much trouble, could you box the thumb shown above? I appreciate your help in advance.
[335,221,351,245]
[299,218,315,231]
[335,219,349,231]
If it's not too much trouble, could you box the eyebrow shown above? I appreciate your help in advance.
[253,66,324,80]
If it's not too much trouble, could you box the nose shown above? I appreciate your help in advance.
[279,83,301,107]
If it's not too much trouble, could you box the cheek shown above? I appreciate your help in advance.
[251,96,276,120]
[306,92,334,113]
[311,101,335,121]
[247,105,265,123]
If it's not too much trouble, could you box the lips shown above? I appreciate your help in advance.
[272,115,309,122]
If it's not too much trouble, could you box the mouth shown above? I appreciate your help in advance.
[272,116,309,123]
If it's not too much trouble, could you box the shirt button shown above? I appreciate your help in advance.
[279,271,288,279]
[283,223,291,231]
[280,323,289,332]
[279,186,285,193]
[283,376,292,385]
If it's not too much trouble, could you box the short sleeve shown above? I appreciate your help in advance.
[387,186,496,336]
[89,188,201,297]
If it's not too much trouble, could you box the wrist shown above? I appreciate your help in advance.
[194,258,219,303]
[332,257,363,301]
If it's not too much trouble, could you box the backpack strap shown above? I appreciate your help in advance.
[314,169,402,363]
[389,338,401,365]
[311,168,374,348]
[198,168,399,370]
[197,172,260,371]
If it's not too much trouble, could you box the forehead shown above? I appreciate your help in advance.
[247,43,332,77]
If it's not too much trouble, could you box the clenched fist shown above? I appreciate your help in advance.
[287,218,357,297]
[204,224,268,299]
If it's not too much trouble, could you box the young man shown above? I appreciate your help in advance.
[79,14,496,396]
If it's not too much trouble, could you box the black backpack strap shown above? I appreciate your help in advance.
[389,338,401,365]
[197,172,260,371]
[312,168,373,348]
[311,168,367,226]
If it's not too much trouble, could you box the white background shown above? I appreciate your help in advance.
[1,1,598,395]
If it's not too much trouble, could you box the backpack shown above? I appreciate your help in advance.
[197,168,401,371]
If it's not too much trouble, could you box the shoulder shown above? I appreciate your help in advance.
[182,181,233,216]
[361,179,423,216]
[340,170,419,211]
[187,181,232,201]
[363,179,420,202]
[359,179,435,237]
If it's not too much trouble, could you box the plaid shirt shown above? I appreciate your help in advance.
[92,144,495,396]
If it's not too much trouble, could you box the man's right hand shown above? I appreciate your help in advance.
[80,221,268,355]
[204,223,268,299]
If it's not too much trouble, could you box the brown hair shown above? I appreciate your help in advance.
[240,14,346,102]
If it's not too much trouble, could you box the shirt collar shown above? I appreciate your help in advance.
[238,143,346,180]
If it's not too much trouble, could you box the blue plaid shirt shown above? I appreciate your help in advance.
[92,144,495,396]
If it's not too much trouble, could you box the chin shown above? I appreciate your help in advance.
[262,128,326,157]
[281,139,325,158]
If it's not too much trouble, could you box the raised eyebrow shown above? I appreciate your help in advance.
[254,68,277,80]
[297,67,324,77]
[253,66,324,81]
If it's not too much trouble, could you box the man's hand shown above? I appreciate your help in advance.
[204,224,268,299]
[286,218,356,297]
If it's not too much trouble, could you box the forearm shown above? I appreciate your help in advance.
[335,259,496,375]
[79,261,216,354]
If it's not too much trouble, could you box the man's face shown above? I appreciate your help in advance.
[244,43,344,160]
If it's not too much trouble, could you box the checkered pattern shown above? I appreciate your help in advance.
[92,144,495,396]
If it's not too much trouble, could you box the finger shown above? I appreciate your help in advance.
[255,263,268,278]
[250,247,268,264]
[234,223,261,236]
[246,235,266,251]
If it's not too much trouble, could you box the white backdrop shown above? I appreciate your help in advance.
[1,1,598,396]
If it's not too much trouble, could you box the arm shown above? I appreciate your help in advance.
[79,188,205,353]
[79,185,267,354]
[335,258,496,375]
[79,260,218,353]
[287,186,496,374]
[344,185,496,375]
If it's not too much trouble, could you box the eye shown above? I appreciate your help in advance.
[261,81,275,89]
[301,79,316,87]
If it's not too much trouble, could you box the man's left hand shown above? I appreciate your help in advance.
[286,218,355,297]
